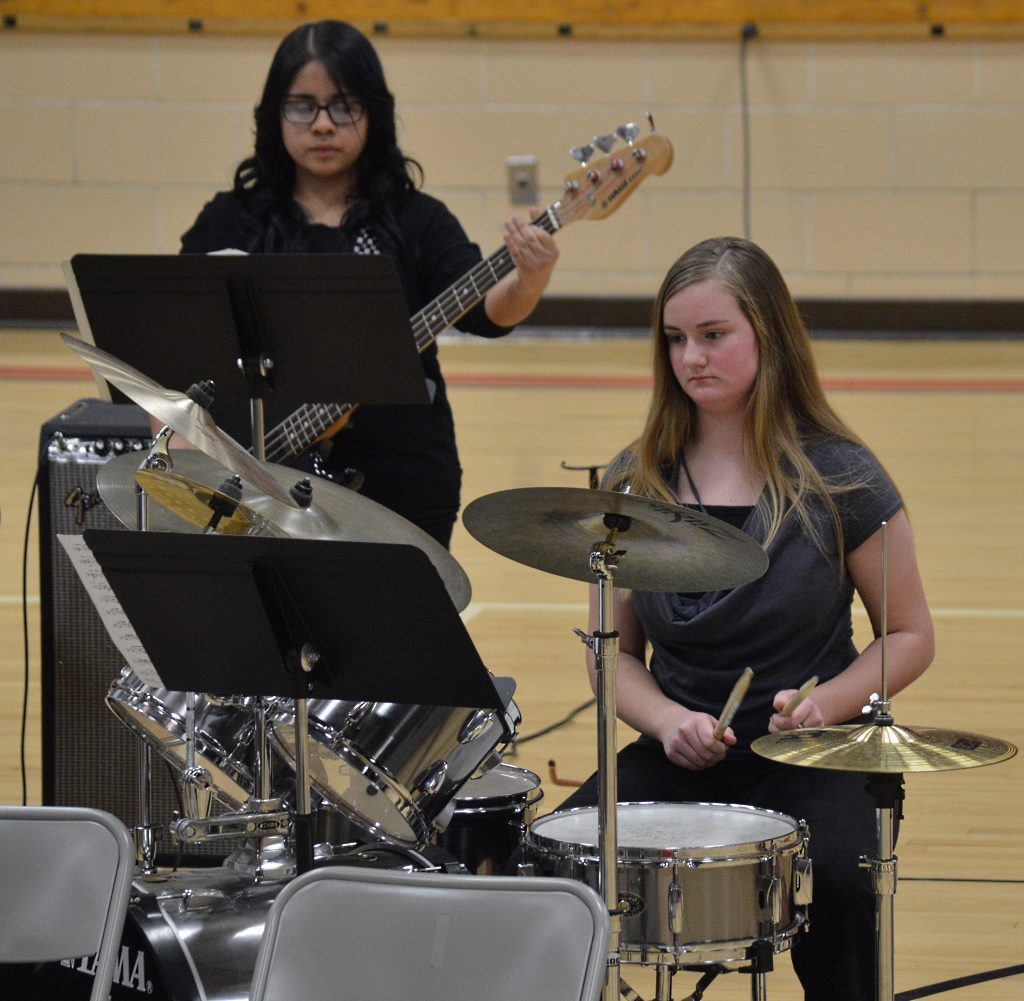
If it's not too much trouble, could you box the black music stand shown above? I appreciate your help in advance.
[63,253,428,449]
[81,529,502,872]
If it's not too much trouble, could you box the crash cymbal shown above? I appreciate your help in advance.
[96,451,472,611]
[133,469,281,537]
[60,332,296,508]
[751,721,1017,773]
[462,486,768,592]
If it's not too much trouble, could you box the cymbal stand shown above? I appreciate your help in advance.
[861,768,903,1001]
[859,520,900,1001]
[129,426,175,873]
[138,413,293,880]
[574,527,627,1001]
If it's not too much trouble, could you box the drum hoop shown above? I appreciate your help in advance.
[106,691,251,761]
[107,683,248,759]
[618,916,806,968]
[527,800,803,860]
[450,788,544,816]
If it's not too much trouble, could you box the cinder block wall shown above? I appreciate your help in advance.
[1,31,1022,300]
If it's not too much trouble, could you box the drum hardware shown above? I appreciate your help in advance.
[463,486,769,1001]
[752,522,1017,1001]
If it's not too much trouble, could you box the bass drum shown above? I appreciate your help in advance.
[22,847,465,1001]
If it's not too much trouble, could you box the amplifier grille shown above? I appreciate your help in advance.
[39,400,233,860]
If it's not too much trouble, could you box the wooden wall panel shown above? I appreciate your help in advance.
[3,1,1024,39]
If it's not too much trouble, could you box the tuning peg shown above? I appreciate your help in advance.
[592,133,617,155]
[616,121,647,162]
[569,143,594,167]
[615,123,639,146]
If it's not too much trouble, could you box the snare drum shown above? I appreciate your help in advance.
[525,801,812,969]
[436,762,543,874]
[271,696,521,847]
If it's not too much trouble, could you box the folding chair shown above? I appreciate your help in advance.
[0,805,135,1001]
[250,866,611,1001]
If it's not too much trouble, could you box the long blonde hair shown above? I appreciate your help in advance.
[611,237,865,560]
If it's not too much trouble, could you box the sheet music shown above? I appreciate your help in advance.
[57,534,164,688]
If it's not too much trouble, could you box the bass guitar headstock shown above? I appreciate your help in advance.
[554,119,674,226]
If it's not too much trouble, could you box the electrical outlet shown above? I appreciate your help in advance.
[506,155,538,206]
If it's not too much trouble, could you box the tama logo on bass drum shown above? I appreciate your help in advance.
[62,946,151,995]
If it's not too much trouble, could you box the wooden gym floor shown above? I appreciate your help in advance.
[1,326,1023,999]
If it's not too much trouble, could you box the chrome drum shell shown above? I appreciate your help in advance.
[270,697,520,847]
[525,801,811,969]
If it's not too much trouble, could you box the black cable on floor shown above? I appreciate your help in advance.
[510,697,596,746]
[896,963,1024,999]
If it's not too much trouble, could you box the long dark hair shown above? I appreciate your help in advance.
[232,20,422,252]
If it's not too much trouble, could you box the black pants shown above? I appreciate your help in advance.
[558,739,883,1001]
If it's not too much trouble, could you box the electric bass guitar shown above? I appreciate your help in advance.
[260,124,674,467]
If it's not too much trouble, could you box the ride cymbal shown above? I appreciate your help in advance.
[60,332,296,507]
[751,721,1017,773]
[462,486,768,592]
[96,451,472,612]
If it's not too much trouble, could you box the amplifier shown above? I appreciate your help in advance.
[37,398,228,860]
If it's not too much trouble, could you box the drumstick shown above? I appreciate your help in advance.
[713,667,753,740]
[780,675,819,718]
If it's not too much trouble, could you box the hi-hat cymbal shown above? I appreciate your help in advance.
[96,451,472,611]
[751,721,1017,773]
[60,332,296,508]
[462,486,768,592]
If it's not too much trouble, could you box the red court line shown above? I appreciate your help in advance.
[2,365,1023,393]
[444,372,1024,393]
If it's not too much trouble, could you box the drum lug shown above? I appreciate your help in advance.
[667,879,684,935]
[758,874,782,926]
[793,856,813,906]
[415,760,449,797]
[458,709,497,744]
[340,701,373,736]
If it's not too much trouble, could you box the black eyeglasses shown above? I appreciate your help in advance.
[281,96,365,126]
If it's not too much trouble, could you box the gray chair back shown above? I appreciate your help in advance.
[250,866,610,1001]
[0,805,135,1001]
